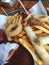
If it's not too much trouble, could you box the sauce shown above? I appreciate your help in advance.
[5,45,34,65]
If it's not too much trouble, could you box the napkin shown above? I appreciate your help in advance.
[0,15,7,29]
[30,0,48,16]
[0,42,19,65]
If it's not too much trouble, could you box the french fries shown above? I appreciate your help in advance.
[24,26,49,64]
[43,44,49,52]
[39,36,49,45]
[34,30,43,34]
[43,23,49,30]
[4,13,49,65]
[17,30,25,37]
[19,38,44,65]
[34,26,49,34]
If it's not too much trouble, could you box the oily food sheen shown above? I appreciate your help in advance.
[3,11,49,65]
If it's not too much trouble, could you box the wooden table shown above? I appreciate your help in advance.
[0,1,49,14]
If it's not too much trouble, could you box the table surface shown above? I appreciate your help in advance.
[0,1,49,14]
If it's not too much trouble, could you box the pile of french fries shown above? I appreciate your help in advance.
[3,13,49,65]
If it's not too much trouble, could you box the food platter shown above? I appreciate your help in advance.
[0,8,49,65]
[0,8,34,65]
